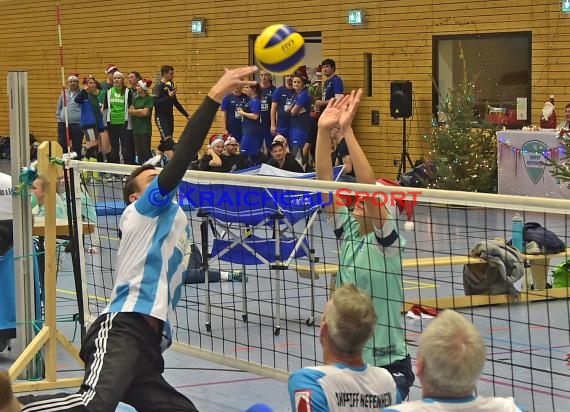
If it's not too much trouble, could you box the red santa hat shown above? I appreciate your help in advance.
[105,64,118,75]
[376,178,415,231]
[208,134,225,148]
[67,73,79,82]
[137,78,153,91]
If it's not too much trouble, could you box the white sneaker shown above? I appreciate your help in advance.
[525,241,541,254]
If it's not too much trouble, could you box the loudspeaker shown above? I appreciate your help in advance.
[390,81,412,118]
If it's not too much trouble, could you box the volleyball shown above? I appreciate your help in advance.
[254,24,305,76]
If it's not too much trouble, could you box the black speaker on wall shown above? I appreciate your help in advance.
[390,81,412,118]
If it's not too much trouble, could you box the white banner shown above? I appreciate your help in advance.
[497,130,568,199]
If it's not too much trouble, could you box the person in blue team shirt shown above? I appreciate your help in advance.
[270,73,295,141]
[384,310,525,412]
[221,86,249,143]
[259,70,276,154]
[315,58,344,112]
[288,284,400,412]
[288,75,312,163]
[15,66,258,412]
[238,83,263,167]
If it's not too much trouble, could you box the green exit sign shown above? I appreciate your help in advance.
[348,9,365,26]
[564,0,570,12]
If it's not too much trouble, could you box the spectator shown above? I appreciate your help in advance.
[99,64,118,96]
[315,90,415,399]
[75,76,104,182]
[238,83,263,167]
[315,58,344,111]
[103,71,135,166]
[126,71,142,155]
[288,75,311,164]
[288,284,399,411]
[221,86,249,143]
[154,64,190,161]
[129,78,154,164]
[272,134,289,152]
[56,73,84,158]
[30,175,67,220]
[267,140,304,173]
[127,71,142,93]
[98,64,119,157]
[270,74,295,140]
[194,135,226,172]
[331,127,355,183]
[221,136,246,172]
[384,310,524,411]
[259,70,276,154]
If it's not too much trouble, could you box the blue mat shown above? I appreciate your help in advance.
[95,200,193,216]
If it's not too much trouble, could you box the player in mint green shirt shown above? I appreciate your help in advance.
[315,89,414,400]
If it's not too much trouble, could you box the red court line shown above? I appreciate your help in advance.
[489,344,569,357]
[234,342,298,352]
[490,325,547,332]
[176,376,268,389]
[479,376,570,401]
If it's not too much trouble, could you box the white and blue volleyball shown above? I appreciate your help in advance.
[254,24,305,76]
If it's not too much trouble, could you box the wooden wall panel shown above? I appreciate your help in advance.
[0,0,568,177]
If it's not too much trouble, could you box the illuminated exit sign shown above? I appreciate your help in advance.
[564,0,570,13]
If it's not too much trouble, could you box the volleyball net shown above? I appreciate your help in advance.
[65,160,570,411]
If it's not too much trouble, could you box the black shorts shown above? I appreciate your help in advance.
[158,137,176,152]
[155,116,174,140]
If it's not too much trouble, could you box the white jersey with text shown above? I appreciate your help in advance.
[288,363,399,412]
[383,395,524,411]
[0,172,12,220]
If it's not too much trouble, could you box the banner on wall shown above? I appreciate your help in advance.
[497,131,568,199]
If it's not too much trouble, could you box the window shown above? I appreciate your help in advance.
[433,32,531,128]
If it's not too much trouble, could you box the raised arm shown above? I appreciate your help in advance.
[339,89,388,229]
[157,66,257,193]
[315,94,351,215]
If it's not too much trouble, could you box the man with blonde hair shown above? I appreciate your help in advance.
[384,310,524,411]
[288,284,399,411]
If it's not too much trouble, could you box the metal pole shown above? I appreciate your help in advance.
[8,71,41,379]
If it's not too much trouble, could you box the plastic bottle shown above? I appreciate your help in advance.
[512,213,525,253]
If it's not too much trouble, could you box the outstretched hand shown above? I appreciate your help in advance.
[317,94,350,130]
[208,66,258,103]
[317,89,363,131]
[339,89,363,130]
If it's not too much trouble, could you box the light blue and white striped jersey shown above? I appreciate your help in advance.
[288,363,399,412]
[103,177,192,345]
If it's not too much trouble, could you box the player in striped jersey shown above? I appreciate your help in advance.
[17,65,258,412]
[288,284,399,412]
[384,310,524,412]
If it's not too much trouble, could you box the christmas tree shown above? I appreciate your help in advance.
[545,131,570,186]
[428,50,498,192]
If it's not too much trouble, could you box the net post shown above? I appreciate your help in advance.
[8,71,38,380]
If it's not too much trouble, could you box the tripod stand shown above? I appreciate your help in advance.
[397,116,414,180]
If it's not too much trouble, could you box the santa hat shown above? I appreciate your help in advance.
[105,64,118,75]
[315,65,322,76]
[376,178,415,231]
[208,134,225,148]
[224,136,238,146]
[294,65,309,80]
[67,73,79,82]
[137,78,153,91]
